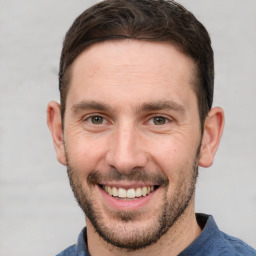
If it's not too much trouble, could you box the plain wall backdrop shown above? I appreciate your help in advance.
[0,0,255,255]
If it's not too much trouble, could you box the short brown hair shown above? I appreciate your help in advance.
[59,0,214,130]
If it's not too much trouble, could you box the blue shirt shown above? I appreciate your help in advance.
[56,214,256,256]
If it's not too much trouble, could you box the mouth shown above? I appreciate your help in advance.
[99,185,159,200]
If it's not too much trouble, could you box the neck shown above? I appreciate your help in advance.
[86,200,201,256]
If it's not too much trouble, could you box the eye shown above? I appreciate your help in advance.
[88,115,106,125]
[150,116,168,125]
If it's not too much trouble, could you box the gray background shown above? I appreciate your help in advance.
[0,0,255,255]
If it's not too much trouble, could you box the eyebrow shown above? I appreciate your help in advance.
[71,100,112,114]
[137,100,185,113]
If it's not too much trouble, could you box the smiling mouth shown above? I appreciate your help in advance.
[99,185,158,200]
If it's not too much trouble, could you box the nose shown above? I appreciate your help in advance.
[106,123,148,173]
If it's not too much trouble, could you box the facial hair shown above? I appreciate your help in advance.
[66,148,199,251]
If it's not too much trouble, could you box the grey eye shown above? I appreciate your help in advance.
[90,116,104,124]
[153,117,167,125]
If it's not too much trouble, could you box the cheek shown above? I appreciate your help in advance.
[64,131,110,173]
[149,135,193,163]
[148,135,198,179]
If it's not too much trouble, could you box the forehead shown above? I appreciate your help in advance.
[67,40,197,107]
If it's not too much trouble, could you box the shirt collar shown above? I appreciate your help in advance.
[178,213,220,255]
[75,227,89,256]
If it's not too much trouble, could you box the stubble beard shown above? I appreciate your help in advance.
[66,152,199,251]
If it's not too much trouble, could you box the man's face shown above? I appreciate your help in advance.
[62,40,203,249]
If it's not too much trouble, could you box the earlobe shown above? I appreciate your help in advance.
[47,101,67,166]
[199,107,224,168]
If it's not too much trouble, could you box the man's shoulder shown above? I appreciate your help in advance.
[56,245,76,256]
[180,214,256,256]
[56,227,88,256]
[220,231,256,256]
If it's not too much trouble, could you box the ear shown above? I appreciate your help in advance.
[47,101,67,166]
[199,107,224,167]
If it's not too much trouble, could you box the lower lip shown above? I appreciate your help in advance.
[98,186,158,211]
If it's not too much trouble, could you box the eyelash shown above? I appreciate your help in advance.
[148,116,170,125]
[83,114,108,125]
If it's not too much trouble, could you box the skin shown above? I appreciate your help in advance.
[47,40,224,256]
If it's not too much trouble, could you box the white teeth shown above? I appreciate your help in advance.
[103,185,155,199]
[135,187,142,197]
[142,187,147,196]
[126,188,136,198]
[107,186,113,196]
[118,188,127,198]
[112,187,118,197]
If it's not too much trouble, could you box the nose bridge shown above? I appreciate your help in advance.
[106,120,147,172]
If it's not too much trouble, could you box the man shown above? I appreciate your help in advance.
[47,0,256,255]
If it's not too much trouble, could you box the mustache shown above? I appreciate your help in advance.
[87,168,169,187]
